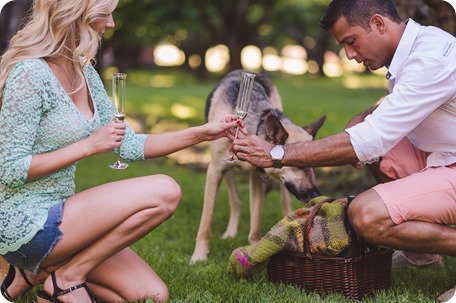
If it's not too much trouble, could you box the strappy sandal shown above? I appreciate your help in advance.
[1,265,34,302]
[36,272,95,303]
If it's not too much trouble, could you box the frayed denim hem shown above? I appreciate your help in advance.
[32,201,65,274]
[32,229,63,275]
[2,201,65,274]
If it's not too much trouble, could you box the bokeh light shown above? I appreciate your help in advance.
[154,44,185,66]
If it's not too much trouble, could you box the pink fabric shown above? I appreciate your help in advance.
[379,137,429,180]
[374,137,456,225]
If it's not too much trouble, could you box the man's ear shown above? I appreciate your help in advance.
[371,14,386,33]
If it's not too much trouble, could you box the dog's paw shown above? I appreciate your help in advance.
[222,230,237,239]
[190,249,209,264]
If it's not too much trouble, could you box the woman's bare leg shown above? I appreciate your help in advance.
[39,174,181,302]
[86,248,168,302]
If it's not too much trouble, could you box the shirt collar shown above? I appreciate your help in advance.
[386,18,422,80]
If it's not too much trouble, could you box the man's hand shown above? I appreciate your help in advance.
[232,135,275,167]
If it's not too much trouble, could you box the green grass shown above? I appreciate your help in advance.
[16,70,456,302]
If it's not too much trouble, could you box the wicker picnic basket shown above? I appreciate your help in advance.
[267,198,393,300]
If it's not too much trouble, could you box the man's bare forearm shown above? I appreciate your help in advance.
[283,132,359,167]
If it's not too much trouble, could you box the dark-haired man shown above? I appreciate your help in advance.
[233,0,456,298]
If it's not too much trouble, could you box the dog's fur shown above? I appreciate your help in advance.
[190,70,325,263]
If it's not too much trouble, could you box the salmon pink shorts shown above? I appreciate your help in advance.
[373,138,456,225]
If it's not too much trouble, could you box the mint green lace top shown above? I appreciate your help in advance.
[0,59,147,254]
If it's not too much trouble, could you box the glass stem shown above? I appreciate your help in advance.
[116,147,121,162]
[233,125,240,141]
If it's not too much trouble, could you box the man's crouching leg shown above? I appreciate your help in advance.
[347,189,394,248]
[364,138,442,268]
[348,188,444,269]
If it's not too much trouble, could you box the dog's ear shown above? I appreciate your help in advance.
[264,113,289,145]
[303,115,326,138]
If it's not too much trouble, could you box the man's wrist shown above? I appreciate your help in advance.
[270,145,284,168]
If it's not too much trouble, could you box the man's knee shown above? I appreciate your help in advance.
[348,189,392,244]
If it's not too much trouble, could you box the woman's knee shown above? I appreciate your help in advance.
[124,280,169,303]
[125,280,169,303]
[150,174,182,214]
[149,284,169,303]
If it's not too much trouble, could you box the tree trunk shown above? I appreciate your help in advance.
[306,30,331,77]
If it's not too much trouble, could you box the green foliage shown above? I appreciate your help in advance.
[106,1,337,74]
[15,70,455,303]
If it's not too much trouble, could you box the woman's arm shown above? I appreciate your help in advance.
[143,115,241,159]
[27,121,125,181]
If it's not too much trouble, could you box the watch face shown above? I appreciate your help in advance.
[271,146,284,158]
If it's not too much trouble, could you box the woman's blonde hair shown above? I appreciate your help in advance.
[0,0,118,107]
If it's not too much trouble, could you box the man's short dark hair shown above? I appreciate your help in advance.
[320,0,402,31]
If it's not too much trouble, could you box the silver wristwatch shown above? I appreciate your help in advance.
[270,145,284,168]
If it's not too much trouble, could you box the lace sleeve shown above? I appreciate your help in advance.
[0,60,45,187]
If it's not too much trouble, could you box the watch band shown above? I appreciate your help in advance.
[272,158,282,168]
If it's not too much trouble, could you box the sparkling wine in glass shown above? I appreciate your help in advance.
[225,72,256,162]
[109,73,129,169]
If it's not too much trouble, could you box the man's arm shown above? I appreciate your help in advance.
[346,100,382,129]
[233,132,359,168]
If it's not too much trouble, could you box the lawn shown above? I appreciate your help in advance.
[17,69,456,302]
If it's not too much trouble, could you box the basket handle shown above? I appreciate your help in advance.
[303,197,335,257]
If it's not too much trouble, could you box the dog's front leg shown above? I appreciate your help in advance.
[248,169,264,244]
[191,161,224,263]
[279,182,292,215]
[222,170,241,239]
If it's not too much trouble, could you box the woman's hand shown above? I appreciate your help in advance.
[84,121,126,155]
[199,114,248,142]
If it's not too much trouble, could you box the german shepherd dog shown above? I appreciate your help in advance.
[190,70,325,263]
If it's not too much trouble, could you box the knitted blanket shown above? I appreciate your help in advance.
[228,196,350,278]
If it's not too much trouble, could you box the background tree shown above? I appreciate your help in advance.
[0,0,32,56]
[1,0,454,78]
[260,0,330,76]
[393,0,456,35]
[110,0,295,79]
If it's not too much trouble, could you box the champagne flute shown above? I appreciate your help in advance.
[109,73,129,169]
[225,72,256,163]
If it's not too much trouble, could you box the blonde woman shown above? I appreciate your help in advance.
[0,0,242,302]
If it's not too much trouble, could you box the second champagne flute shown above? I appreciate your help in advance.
[109,72,129,169]
[225,72,256,162]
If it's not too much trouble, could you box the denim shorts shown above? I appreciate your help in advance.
[2,201,64,274]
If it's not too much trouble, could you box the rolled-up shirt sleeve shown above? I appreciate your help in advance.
[346,55,454,163]
[345,119,382,163]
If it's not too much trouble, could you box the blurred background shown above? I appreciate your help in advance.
[1,0,455,80]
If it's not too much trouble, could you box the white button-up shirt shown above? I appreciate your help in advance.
[346,19,456,167]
